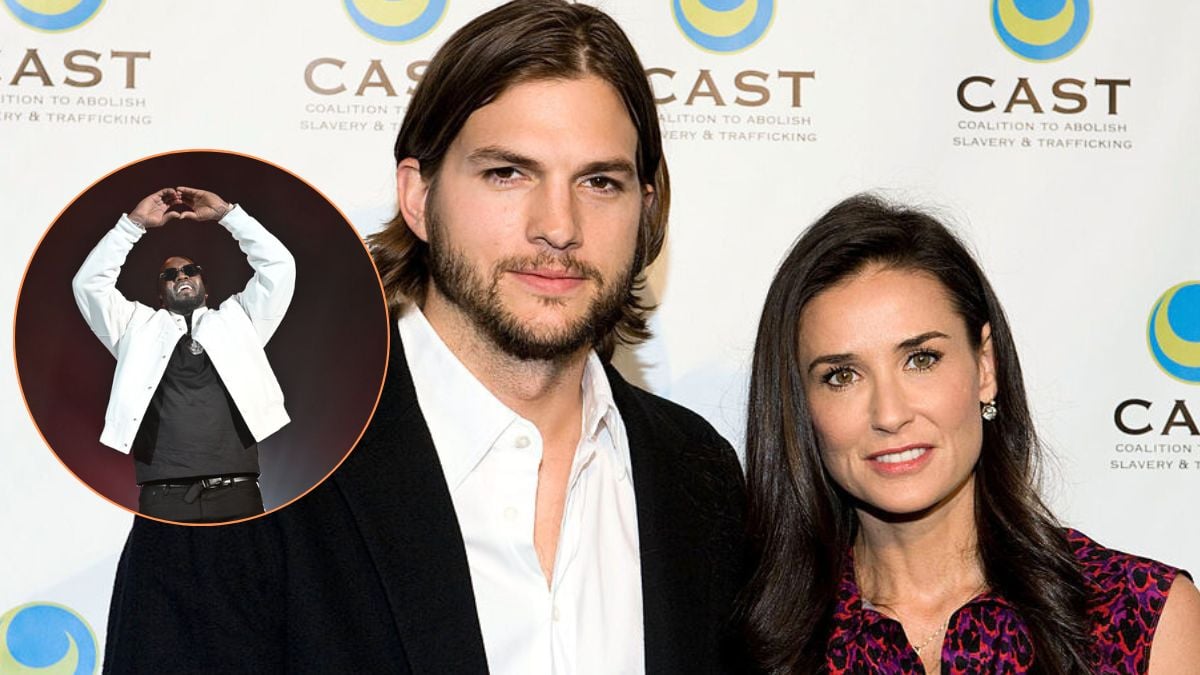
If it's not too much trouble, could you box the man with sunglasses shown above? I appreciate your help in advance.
[72,186,295,523]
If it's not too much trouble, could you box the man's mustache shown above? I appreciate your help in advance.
[496,253,604,285]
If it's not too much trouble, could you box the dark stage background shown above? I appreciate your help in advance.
[15,150,390,514]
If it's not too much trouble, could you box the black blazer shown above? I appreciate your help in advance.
[104,329,748,674]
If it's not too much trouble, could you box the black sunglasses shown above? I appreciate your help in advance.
[159,264,203,282]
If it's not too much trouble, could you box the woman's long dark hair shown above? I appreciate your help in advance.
[743,194,1092,673]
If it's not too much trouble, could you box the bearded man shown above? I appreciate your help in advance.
[73,186,295,523]
[104,3,746,672]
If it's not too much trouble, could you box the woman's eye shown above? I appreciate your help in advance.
[822,368,858,388]
[906,350,941,371]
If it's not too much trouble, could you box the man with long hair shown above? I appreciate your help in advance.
[104,2,746,672]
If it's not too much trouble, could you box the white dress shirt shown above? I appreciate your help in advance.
[398,304,645,675]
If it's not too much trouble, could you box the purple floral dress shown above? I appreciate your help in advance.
[824,530,1182,674]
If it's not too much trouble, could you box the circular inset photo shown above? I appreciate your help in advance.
[15,150,389,525]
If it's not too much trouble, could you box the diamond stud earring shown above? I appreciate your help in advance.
[981,400,998,421]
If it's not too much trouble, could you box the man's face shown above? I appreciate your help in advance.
[158,256,208,314]
[420,76,648,361]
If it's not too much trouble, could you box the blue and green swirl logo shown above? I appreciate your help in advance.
[0,603,97,674]
[992,0,1091,62]
[2,0,104,32]
[344,0,447,44]
[672,0,774,54]
[1148,281,1200,385]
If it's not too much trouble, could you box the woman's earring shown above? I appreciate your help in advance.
[981,400,998,421]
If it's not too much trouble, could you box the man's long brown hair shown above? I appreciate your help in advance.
[368,0,669,360]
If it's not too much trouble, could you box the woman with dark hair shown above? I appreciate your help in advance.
[743,194,1200,673]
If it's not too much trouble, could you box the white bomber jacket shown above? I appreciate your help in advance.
[71,206,296,454]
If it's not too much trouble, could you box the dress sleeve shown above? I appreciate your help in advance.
[1069,529,1182,674]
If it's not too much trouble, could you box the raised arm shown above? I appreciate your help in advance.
[177,186,297,345]
[71,189,180,356]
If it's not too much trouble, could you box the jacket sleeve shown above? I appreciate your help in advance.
[104,518,288,672]
[222,206,297,345]
[71,215,146,357]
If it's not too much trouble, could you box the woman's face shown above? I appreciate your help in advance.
[796,265,997,517]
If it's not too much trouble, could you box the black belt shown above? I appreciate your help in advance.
[142,476,258,504]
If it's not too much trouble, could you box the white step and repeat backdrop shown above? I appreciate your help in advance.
[3,1,1198,669]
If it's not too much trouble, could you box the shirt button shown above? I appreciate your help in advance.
[503,507,517,521]
[552,605,561,622]
[514,435,531,449]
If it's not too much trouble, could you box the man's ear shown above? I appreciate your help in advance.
[642,183,655,213]
[396,158,430,242]
[978,322,998,403]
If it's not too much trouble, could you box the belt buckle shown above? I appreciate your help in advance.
[200,477,227,489]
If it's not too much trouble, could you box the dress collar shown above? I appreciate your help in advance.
[829,545,1017,645]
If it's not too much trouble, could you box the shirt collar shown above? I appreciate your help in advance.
[166,305,208,325]
[580,351,629,479]
[397,304,630,488]
[398,304,518,491]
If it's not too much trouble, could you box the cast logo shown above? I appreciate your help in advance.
[3,0,103,32]
[992,0,1091,62]
[959,0,1126,116]
[344,0,447,44]
[1113,281,1200,438]
[0,603,97,674]
[1148,281,1200,385]
[672,0,774,54]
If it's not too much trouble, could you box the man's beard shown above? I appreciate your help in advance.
[425,205,637,362]
[164,281,206,314]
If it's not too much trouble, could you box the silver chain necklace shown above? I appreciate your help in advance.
[909,619,947,655]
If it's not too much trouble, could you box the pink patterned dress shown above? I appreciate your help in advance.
[824,530,1183,674]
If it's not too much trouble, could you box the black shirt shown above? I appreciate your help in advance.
[132,331,258,484]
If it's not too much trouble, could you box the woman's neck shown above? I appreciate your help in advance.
[852,474,987,669]
[854,472,987,623]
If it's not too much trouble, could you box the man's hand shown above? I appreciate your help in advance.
[127,187,232,228]
[128,188,184,229]
[175,186,232,222]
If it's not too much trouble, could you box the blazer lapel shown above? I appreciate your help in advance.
[608,368,717,673]
[334,325,489,673]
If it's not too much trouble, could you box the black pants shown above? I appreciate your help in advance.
[138,479,264,523]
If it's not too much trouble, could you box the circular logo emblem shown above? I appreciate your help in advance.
[992,0,1091,62]
[3,0,104,32]
[673,0,774,54]
[0,603,98,674]
[1148,281,1200,384]
[344,0,447,44]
